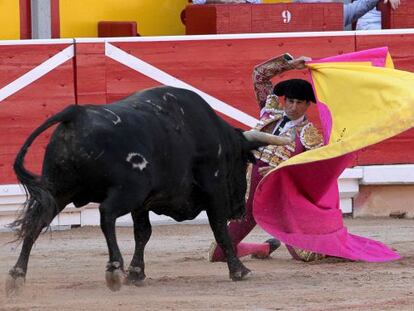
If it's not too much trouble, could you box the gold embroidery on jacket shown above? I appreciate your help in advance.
[253,111,315,167]
[300,123,324,150]
[264,94,282,111]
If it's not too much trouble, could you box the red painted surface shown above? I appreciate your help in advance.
[0,45,70,90]
[356,129,414,165]
[19,0,31,39]
[108,36,354,125]
[356,33,414,72]
[51,0,60,38]
[105,58,159,103]
[98,21,138,37]
[75,43,106,104]
[185,3,343,35]
[0,44,75,184]
[378,0,414,29]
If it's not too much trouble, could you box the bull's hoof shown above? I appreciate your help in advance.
[230,267,252,281]
[124,266,146,286]
[105,261,124,291]
[5,268,25,297]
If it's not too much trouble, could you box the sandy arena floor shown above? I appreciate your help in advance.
[0,218,414,311]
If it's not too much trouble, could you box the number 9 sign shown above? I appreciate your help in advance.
[282,10,292,24]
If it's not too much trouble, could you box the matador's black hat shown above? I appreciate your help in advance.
[273,79,316,103]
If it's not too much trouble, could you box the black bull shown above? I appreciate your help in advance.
[6,86,291,294]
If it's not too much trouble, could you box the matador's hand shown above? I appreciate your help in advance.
[290,56,312,70]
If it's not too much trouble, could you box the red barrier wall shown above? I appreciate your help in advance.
[378,0,414,30]
[0,32,413,184]
[76,42,106,104]
[185,3,343,35]
[0,41,75,184]
[105,35,354,128]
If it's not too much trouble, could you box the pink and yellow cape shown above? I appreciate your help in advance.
[253,47,414,262]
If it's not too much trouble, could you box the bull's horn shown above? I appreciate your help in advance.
[243,130,294,145]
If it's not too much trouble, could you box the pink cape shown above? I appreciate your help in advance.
[253,47,401,262]
[253,153,400,262]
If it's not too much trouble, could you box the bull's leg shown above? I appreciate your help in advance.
[124,210,152,286]
[99,190,140,291]
[206,210,251,281]
[6,226,42,297]
[6,199,67,297]
[100,209,124,292]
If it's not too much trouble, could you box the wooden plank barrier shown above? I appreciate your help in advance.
[76,42,107,104]
[185,3,343,35]
[101,34,354,129]
[1,32,414,227]
[0,40,75,184]
[98,21,139,37]
[378,0,414,29]
[0,32,412,169]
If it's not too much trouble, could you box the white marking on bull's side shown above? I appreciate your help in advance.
[102,108,122,125]
[126,153,149,171]
[146,99,163,111]
[217,144,222,157]
[214,170,219,177]
[180,107,185,115]
[164,92,177,101]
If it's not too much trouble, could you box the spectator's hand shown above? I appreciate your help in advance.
[384,0,400,10]
[258,166,273,176]
[290,56,312,70]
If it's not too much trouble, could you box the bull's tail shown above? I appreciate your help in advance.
[10,105,80,241]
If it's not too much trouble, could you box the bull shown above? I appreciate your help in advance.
[6,86,291,295]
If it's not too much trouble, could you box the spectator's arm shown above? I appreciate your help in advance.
[343,0,379,27]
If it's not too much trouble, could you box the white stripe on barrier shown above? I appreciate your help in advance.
[0,38,74,46]
[76,31,355,44]
[105,42,258,127]
[74,29,414,44]
[0,45,75,103]
[355,28,414,36]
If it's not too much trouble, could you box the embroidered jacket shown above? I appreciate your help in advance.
[252,55,324,167]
